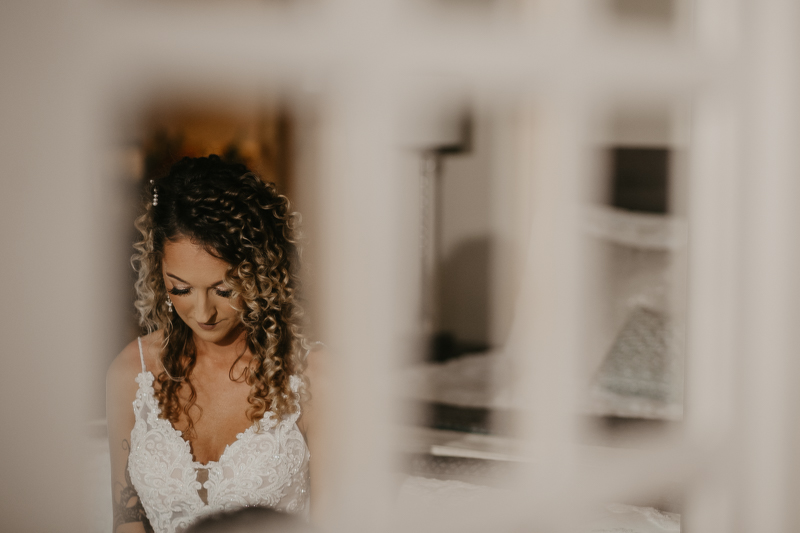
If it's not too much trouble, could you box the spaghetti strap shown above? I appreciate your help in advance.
[137,337,146,373]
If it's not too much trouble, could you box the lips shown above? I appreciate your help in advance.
[197,321,219,331]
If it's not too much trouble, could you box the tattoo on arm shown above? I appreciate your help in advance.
[113,440,154,533]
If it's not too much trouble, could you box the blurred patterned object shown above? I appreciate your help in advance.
[588,306,683,420]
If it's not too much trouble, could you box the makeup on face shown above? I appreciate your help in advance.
[162,238,242,345]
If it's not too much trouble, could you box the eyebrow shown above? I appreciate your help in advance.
[166,273,224,287]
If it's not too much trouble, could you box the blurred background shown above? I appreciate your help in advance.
[3,0,800,532]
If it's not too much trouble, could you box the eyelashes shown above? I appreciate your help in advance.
[167,287,233,298]
[167,287,190,296]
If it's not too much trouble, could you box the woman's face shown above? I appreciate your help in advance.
[162,237,242,346]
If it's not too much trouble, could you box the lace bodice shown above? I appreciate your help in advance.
[127,338,310,533]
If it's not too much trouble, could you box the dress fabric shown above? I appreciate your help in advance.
[128,338,310,533]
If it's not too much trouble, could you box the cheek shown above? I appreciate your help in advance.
[221,301,240,319]
[170,297,192,316]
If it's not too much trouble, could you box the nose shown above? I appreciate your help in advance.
[195,291,217,324]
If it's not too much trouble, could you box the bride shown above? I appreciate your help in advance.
[106,155,323,533]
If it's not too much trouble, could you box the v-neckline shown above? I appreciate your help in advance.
[137,370,274,468]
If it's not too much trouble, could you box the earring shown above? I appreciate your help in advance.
[167,296,173,313]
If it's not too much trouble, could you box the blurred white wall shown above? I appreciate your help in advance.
[0,2,99,530]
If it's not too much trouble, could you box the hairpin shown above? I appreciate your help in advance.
[150,179,159,206]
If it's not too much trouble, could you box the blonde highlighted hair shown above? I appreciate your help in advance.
[131,155,308,437]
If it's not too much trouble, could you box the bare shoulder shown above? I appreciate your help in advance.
[107,340,141,393]
[107,330,164,391]
[296,343,329,436]
[303,342,329,383]
[302,343,332,401]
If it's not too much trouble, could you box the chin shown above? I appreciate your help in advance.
[191,324,241,344]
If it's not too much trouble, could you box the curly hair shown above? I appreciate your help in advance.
[131,155,307,437]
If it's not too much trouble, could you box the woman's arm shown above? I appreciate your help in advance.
[106,340,154,533]
[296,345,334,525]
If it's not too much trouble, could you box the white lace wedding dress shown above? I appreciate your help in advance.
[127,338,310,533]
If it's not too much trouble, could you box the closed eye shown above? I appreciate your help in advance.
[167,286,231,297]
[168,287,191,296]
